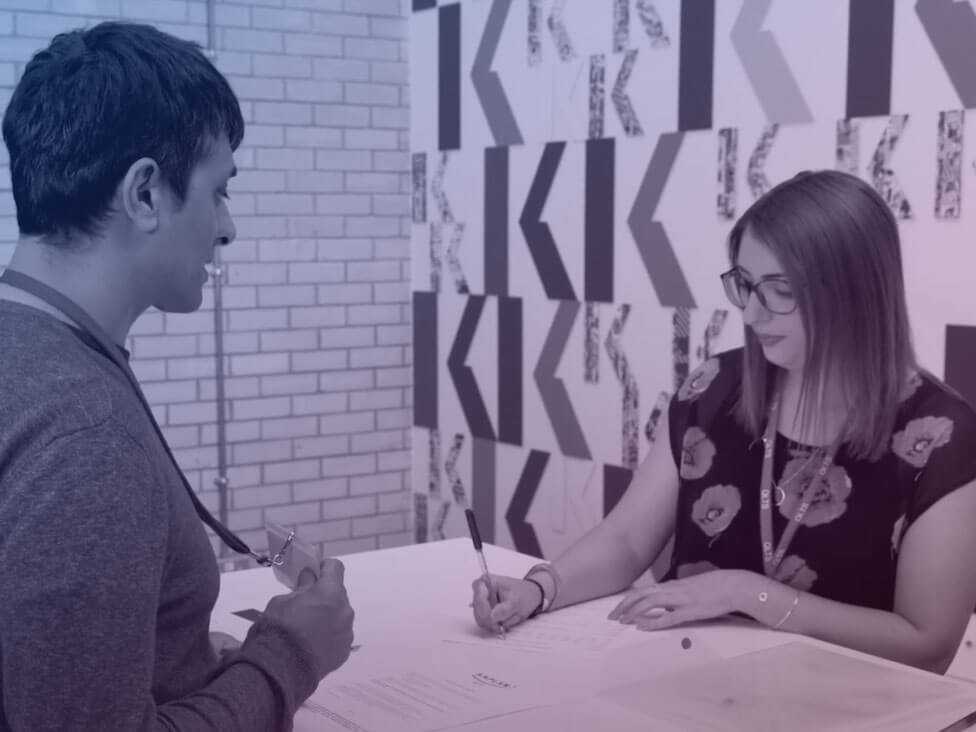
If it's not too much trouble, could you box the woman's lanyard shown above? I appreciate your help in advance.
[759,385,843,576]
[0,269,273,567]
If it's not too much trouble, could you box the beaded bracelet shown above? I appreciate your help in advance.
[757,588,800,630]
[773,593,801,630]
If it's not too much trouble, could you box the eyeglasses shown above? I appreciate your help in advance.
[720,267,797,315]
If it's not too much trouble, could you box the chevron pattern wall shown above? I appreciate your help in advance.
[409,0,976,559]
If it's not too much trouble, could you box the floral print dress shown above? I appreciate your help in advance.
[664,348,976,611]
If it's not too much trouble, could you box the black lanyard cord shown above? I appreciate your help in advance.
[0,269,271,566]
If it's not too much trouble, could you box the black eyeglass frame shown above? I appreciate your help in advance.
[719,267,798,315]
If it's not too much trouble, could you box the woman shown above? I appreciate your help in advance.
[471,170,976,673]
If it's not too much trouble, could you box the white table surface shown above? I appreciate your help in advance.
[212,538,976,731]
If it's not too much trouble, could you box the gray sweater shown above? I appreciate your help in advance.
[0,301,317,731]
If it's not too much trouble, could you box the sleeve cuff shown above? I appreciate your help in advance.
[235,617,320,713]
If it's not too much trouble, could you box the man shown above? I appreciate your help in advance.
[0,22,354,730]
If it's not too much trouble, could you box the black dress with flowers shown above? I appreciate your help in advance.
[663,348,976,611]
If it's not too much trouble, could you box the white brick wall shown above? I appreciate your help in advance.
[0,0,412,568]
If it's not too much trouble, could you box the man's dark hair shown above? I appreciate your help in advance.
[1,21,244,242]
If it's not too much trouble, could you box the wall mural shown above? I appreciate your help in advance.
[409,0,976,559]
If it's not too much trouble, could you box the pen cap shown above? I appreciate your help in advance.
[464,509,483,551]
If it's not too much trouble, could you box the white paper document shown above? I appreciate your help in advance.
[294,629,722,732]
[296,643,563,732]
[443,593,634,656]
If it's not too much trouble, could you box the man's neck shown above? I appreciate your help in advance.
[1,238,143,345]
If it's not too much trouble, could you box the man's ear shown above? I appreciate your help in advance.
[120,158,163,233]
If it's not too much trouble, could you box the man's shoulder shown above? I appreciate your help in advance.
[0,305,118,443]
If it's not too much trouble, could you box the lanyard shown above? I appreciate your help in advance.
[0,269,272,566]
[759,385,842,576]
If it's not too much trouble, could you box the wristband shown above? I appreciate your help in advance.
[525,577,547,618]
[524,562,561,612]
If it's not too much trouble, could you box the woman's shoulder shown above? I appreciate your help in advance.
[675,347,742,404]
[903,370,975,420]
[890,369,976,469]
[668,349,745,464]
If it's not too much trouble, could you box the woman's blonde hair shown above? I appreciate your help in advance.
[729,170,916,460]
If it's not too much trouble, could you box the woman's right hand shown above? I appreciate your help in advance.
[470,574,544,634]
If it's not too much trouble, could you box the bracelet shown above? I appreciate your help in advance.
[524,562,562,611]
[525,577,546,618]
[772,592,800,630]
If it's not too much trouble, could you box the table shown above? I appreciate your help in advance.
[212,539,976,731]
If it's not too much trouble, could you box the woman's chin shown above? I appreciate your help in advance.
[758,344,803,372]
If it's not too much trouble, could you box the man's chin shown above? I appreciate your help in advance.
[154,293,203,314]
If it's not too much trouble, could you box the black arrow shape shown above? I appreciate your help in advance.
[520,142,576,301]
[506,450,548,558]
[447,296,496,440]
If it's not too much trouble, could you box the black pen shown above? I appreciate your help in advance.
[464,508,506,639]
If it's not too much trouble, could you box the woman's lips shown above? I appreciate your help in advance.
[754,333,785,347]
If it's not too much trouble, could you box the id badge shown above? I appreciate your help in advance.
[265,521,319,590]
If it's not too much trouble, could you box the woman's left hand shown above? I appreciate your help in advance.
[608,569,754,631]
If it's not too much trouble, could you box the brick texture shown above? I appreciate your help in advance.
[0,0,411,569]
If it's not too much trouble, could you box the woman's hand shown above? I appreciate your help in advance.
[608,570,753,630]
[470,574,544,634]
